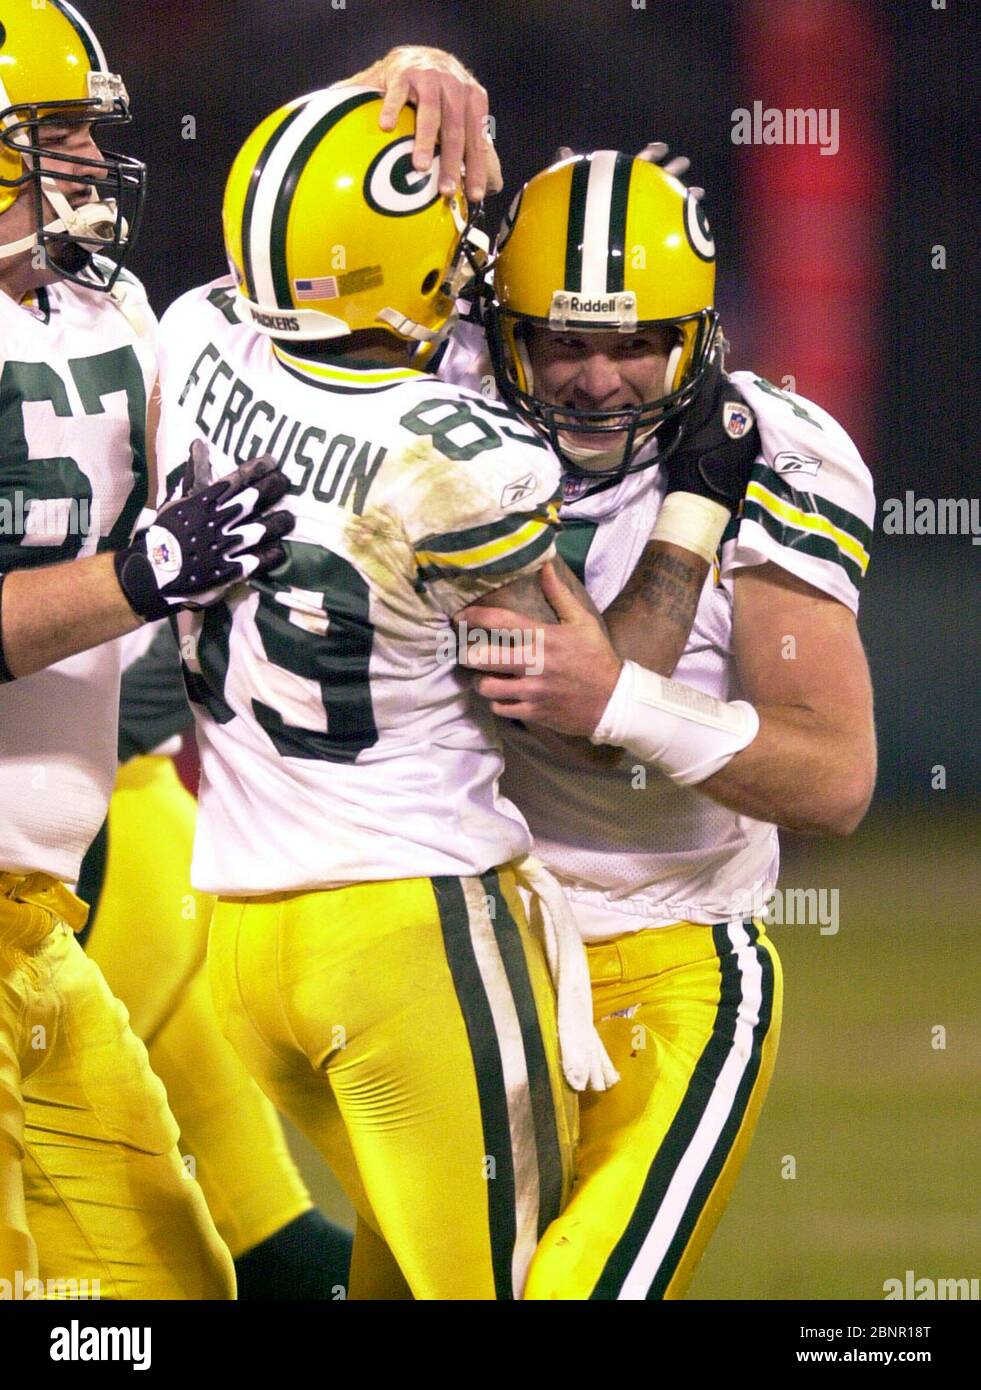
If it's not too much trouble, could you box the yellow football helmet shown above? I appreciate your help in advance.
[0,0,145,288]
[485,151,719,477]
[223,87,487,351]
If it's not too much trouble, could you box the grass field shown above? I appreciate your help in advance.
[287,807,981,1300]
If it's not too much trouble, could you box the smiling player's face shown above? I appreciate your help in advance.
[523,324,673,463]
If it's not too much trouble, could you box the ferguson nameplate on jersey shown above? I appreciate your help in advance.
[177,341,385,517]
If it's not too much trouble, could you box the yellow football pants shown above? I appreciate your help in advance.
[0,872,234,1299]
[85,756,313,1258]
[208,868,577,1300]
[524,918,782,1300]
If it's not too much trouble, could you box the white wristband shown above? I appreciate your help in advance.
[650,491,731,566]
[590,660,759,786]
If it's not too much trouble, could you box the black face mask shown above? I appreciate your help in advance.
[484,300,720,495]
[0,97,146,291]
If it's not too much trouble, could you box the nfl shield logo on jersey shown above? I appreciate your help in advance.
[563,474,591,502]
[723,400,755,438]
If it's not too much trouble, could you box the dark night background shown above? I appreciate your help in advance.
[63,0,977,1299]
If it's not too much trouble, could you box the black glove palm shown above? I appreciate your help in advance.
[115,444,294,622]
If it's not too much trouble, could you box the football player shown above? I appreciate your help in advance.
[343,49,875,1298]
[453,155,877,1297]
[77,625,355,1298]
[153,87,628,1300]
[55,38,498,1304]
[0,0,292,1296]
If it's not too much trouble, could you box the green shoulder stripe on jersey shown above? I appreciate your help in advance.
[241,104,306,302]
[270,92,378,311]
[555,518,600,585]
[416,499,558,560]
[752,377,823,429]
[606,152,632,293]
[564,159,590,293]
[416,519,554,584]
[741,461,871,582]
[751,462,872,548]
[740,500,866,590]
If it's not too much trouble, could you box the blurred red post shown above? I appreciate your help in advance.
[736,0,889,458]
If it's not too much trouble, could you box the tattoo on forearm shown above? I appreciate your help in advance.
[607,547,702,633]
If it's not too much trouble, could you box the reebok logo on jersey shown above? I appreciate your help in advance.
[501,473,537,508]
[723,401,755,438]
[773,451,823,477]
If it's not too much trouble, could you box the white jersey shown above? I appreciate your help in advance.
[439,324,875,938]
[156,279,561,895]
[0,269,157,882]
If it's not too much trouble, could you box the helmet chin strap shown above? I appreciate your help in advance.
[663,340,684,394]
[0,182,125,261]
[559,427,659,470]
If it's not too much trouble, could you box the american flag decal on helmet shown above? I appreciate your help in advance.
[294,276,339,300]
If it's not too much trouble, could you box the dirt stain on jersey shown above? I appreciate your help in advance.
[345,437,491,603]
[383,437,491,546]
[343,502,411,602]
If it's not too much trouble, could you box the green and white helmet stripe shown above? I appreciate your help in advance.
[563,151,633,295]
[241,88,377,312]
[49,0,109,72]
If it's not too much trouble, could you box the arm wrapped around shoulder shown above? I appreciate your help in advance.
[590,659,760,786]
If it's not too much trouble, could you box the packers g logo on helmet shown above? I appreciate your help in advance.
[0,0,146,289]
[223,88,487,347]
[485,151,720,478]
[363,136,441,216]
